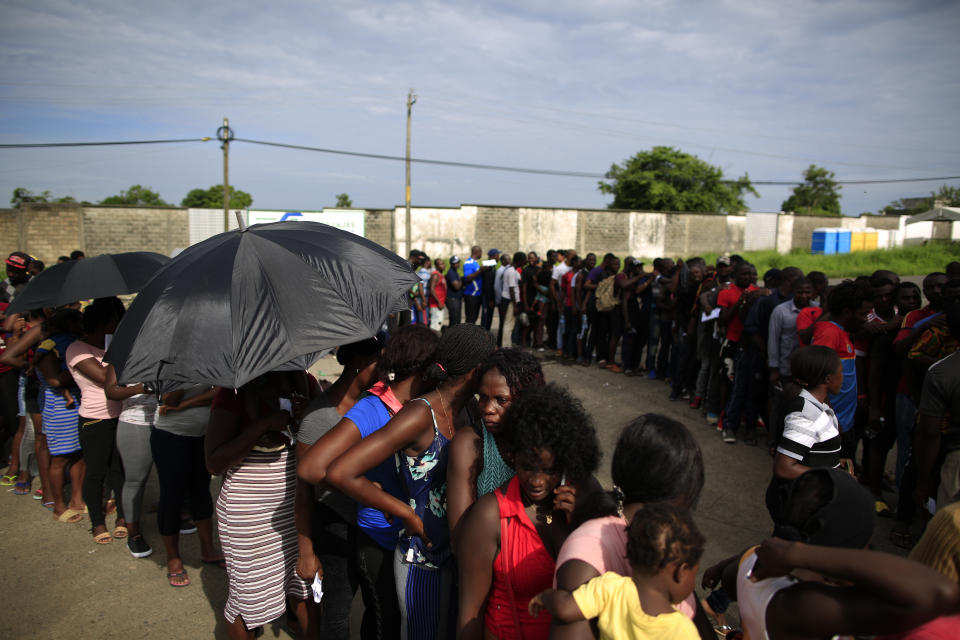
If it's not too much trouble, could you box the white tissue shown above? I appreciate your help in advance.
[311,573,323,603]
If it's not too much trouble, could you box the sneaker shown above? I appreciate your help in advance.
[647,369,657,380]
[128,534,153,558]
[606,364,624,373]
[706,412,719,425]
[680,392,691,400]
[180,519,198,535]
[722,429,737,444]
[668,392,680,401]
[689,397,703,410]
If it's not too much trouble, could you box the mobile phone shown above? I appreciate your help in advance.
[279,398,293,414]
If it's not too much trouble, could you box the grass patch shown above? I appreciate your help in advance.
[697,243,960,278]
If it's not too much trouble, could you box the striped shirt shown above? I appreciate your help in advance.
[777,389,842,468]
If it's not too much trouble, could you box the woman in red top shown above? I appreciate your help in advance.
[457,383,600,640]
[429,258,448,332]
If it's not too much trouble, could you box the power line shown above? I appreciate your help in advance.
[0,138,211,149]
[233,137,604,178]
[1,135,959,186]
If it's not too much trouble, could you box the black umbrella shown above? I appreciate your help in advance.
[6,251,170,314]
[106,221,418,391]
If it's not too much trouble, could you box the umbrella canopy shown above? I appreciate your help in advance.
[905,206,960,225]
[7,251,170,314]
[106,221,418,391]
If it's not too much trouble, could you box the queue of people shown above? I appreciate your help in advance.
[2,246,960,640]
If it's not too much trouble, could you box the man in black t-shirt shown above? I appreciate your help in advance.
[445,256,463,327]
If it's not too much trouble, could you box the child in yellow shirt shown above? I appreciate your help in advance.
[529,503,704,640]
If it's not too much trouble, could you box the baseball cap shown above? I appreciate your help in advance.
[488,248,501,257]
[716,255,731,266]
[5,251,31,272]
[450,255,461,264]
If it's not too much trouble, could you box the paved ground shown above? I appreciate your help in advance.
[0,351,903,638]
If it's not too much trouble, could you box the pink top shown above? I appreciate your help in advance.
[66,341,121,419]
[556,514,697,619]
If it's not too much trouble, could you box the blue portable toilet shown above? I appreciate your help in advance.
[836,229,852,254]
[811,228,838,255]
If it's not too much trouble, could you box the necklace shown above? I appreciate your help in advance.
[535,503,554,525]
[436,388,451,438]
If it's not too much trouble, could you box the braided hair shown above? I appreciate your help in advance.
[477,348,545,399]
[423,323,496,382]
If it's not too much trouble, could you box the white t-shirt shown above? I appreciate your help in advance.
[500,266,521,302]
[552,262,572,282]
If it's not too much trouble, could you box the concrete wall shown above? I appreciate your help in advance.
[83,206,189,257]
[0,204,928,271]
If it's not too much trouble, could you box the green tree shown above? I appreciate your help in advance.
[11,187,51,206]
[335,193,353,208]
[882,184,960,215]
[180,184,253,209]
[598,146,757,214]
[100,184,170,207]
[781,165,842,216]
[11,188,81,207]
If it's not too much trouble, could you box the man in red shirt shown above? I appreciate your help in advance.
[717,262,768,444]
[810,281,871,475]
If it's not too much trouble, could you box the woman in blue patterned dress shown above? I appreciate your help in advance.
[327,323,496,640]
[446,348,545,542]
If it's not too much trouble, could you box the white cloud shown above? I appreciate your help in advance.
[0,0,957,214]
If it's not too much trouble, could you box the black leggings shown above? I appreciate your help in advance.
[79,417,124,528]
[150,428,213,536]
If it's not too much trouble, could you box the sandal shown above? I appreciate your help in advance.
[890,527,916,550]
[41,501,55,510]
[55,508,84,523]
[94,531,113,545]
[13,481,31,495]
[167,570,190,587]
[113,522,128,539]
[33,488,43,500]
[0,473,16,487]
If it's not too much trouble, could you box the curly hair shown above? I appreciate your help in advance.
[478,348,545,399]
[376,324,439,382]
[502,382,599,485]
[424,323,496,382]
[626,502,705,575]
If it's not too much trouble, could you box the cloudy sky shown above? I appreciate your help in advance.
[1,0,958,215]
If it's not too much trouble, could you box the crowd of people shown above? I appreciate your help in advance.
[2,244,960,640]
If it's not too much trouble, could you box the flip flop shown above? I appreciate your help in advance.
[33,488,43,500]
[0,474,16,487]
[201,557,227,568]
[55,508,84,523]
[13,482,30,495]
[113,524,128,539]
[94,531,113,545]
[41,501,55,510]
[167,570,190,587]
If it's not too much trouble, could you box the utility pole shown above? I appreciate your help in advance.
[217,117,234,232]
[404,89,416,256]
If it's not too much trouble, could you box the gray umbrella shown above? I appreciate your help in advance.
[6,251,169,314]
[106,221,417,391]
